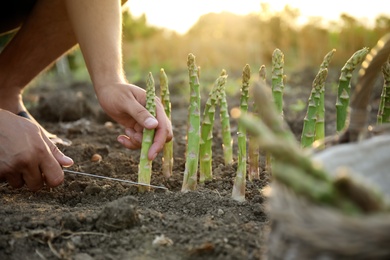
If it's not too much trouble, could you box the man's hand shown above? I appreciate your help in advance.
[96,83,173,160]
[0,110,73,190]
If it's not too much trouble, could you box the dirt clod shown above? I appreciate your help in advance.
[62,213,82,231]
[95,196,140,232]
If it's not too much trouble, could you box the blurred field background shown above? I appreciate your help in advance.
[121,3,390,87]
[1,2,389,100]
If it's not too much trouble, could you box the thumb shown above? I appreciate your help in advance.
[42,133,74,167]
[40,135,73,187]
[128,102,158,130]
[51,144,74,167]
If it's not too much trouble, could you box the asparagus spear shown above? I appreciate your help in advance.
[199,72,228,182]
[248,65,266,180]
[377,56,390,124]
[160,68,173,178]
[258,66,273,174]
[138,72,157,192]
[315,49,336,144]
[181,53,201,192]
[232,64,251,202]
[301,68,328,148]
[219,72,234,165]
[336,47,369,132]
[271,48,285,117]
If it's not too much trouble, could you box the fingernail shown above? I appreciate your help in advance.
[151,153,157,161]
[124,128,132,137]
[63,156,74,167]
[117,137,124,144]
[144,117,158,128]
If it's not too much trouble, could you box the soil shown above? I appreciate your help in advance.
[0,70,383,260]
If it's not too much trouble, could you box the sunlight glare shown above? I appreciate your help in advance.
[128,0,261,34]
[128,0,389,34]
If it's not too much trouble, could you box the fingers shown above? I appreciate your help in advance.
[107,84,173,160]
[0,110,71,191]
[117,134,141,150]
[14,141,67,190]
[148,133,164,160]
[155,98,173,142]
[42,133,74,167]
[126,100,158,130]
[40,134,70,187]
[5,171,25,189]
[22,167,44,191]
[118,97,173,159]
[3,157,46,191]
[148,101,173,160]
[38,149,64,188]
[148,125,172,160]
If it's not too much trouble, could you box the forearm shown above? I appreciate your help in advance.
[65,0,126,90]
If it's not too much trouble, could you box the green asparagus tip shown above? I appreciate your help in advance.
[320,49,336,70]
[313,68,328,89]
[147,72,153,86]
[243,64,251,82]
[272,49,284,67]
[259,65,266,80]
[187,53,195,67]
[341,47,370,72]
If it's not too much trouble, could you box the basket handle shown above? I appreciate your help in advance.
[340,33,390,142]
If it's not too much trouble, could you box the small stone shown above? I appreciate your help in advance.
[152,234,173,246]
[74,253,94,260]
[76,212,87,223]
[91,153,102,162]
[71,236,82,246]
[104,121,114,129]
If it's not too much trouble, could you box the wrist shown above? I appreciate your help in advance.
[91,71,127,92]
